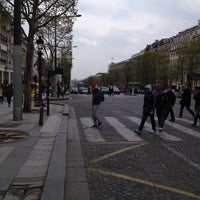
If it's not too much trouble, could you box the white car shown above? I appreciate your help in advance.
[79,87,88,94]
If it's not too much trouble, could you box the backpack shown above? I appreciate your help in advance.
[99,91,105,102]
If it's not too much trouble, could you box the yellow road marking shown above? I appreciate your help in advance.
[90,142,148,164]
[87,168,200,199]
[95,141,148,145]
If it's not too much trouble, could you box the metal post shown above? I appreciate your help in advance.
[39,106,44,126]
[46,71,50,115]
[38,50,43,105]
[13,0,22,121]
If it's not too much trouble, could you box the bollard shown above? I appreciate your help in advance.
[47,96,49,116]
[39,105,44,126]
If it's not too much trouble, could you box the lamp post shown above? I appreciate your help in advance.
[53,14,81,97]
[36,36,44,106]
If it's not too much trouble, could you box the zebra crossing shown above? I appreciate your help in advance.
[80,116,200,143]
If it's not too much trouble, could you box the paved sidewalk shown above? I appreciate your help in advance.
[0,100,69,200]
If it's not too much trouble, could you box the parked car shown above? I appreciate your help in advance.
[79,87,88,94]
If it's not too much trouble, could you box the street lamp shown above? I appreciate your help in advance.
[36,36,44,106]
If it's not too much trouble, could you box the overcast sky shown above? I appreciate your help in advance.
[71,0,200,80]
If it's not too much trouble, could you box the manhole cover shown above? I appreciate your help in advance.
[0,130,28,143]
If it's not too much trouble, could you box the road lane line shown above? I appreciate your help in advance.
[80,117,105,142]
[105,117,143,142]
[87,168,200,199]
[127,116,182,141]
[162,143,200,170]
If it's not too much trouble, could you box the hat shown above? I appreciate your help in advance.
[144,84,152,92]
[91,82,97,89]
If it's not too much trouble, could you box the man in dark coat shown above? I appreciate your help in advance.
[135,84,156,134]
[179,84,194,118]
[193,86,200,126]
[166,86,176,122]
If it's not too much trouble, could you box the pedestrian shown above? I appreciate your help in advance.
[91,82,102,128]
[179,84,194,118]
[109,86,114,96]
[192,86,200,126]
[135,84,156,134]
[0,84,3,104]
[166,86,176,122]
[5,83,13,107]
[156,87,169,132]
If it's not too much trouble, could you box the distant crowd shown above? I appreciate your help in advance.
[0,80,13,107]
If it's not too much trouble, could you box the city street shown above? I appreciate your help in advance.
[68,93,200,200]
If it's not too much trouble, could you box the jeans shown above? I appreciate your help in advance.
[194,105,200,125]
[166,106,175,120]
[92,105,100,125]
[156,108,168,128]
[138,108,156,131]
[179,105,194,117]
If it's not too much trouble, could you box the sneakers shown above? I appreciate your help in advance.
[92,121,102,128]
[169,118,175,122]
[159,127,163,132]
[91,124,98,128]
[98,121,102,127]
[192,123,197,127]
[135,129,142,134]
[150,129,156,134]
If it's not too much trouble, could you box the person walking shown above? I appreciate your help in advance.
[135,84,156,134]
[179,84,194,118]
[0,84,3,104]
[192,86,200,126]
[156,87,169,132]
[91,82,102,128]
[166,86,176,122]
[5,83,13,107]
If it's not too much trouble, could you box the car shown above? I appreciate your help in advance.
[70,86,78,94]
[79,87,89,94]
[101,86,109,94]
[174,89,182,98]
[113,86,120,94]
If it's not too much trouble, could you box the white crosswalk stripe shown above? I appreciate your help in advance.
[80,118,105,142]
[165,119,200,139]
[80,116,200,143]
[105,117,143,142]
[127,116,183,141]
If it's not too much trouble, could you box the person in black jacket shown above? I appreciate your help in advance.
[91,82,102,127]
[192,86,200,126]
[156,87,169,132]
[135,84,156,134]
[166,86,176,122]
[179,84,194,118]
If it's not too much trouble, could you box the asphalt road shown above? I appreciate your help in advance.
[68,93,200,200]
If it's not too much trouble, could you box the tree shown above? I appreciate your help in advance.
[178,38,200,86]
[2,0,79,112]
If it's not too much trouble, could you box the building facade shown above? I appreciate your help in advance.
[109,20,200,87]
[0,4,27,85]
